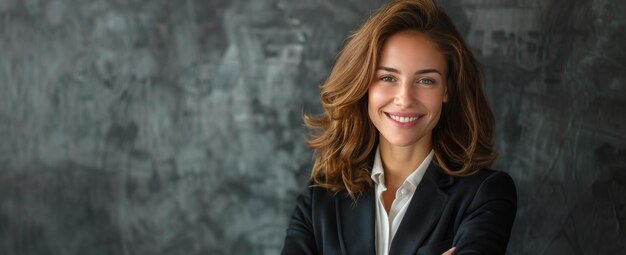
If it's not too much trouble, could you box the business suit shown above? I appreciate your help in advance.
[281,162,517,255]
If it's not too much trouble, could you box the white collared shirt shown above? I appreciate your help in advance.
[370,146,434,255]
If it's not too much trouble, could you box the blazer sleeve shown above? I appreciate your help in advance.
[281,186,318,255]
[452,171,518,254]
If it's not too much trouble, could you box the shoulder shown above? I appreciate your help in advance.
[293,182,374,210]
[475,169,516,193]
[293,182,342,207]
[450,168,515,190]
[447,168,517,208]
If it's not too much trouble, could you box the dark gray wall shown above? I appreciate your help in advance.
[0,0,624,254]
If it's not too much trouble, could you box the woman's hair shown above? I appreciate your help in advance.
[305,0,497,199]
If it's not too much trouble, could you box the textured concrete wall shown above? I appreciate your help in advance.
[0,0,624,254]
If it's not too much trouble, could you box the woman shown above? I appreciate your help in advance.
[282,0,517,254]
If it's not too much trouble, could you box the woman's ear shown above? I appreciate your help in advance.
[443,87,448,103]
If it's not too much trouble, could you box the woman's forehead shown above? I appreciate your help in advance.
[377,31,447,74]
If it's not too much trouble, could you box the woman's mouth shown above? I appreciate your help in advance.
[388,114,419,123]
[385,112,424,128]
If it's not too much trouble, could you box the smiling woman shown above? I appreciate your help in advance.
[368,31,447,151]
[282,0,517,254]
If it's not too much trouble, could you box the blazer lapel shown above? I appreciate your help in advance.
[336,186,376,255]
[389,163,452,255]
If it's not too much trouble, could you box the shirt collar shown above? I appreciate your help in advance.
[404,150,434,188]
[370,145,435,188]
[370,146,384,185]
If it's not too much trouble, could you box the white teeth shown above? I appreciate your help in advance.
[389,114,419,123]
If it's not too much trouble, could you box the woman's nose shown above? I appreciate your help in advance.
[394,81,415,108]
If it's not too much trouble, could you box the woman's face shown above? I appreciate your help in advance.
[368,30,448,150]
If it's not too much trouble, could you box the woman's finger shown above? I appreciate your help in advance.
[441,247,456,255]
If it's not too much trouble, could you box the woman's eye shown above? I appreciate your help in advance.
[380,76,395,82]
[418,79,435,85]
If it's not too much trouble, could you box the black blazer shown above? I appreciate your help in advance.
[281,163,517,255]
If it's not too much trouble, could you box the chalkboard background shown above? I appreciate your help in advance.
[1,0,624,254]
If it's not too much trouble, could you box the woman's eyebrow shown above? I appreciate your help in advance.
[376,66,442,76]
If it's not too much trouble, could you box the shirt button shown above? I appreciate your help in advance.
[400,188,407,195]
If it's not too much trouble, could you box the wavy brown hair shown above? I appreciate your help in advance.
[305,0,498,199]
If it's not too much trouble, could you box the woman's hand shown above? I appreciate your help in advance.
[442,247,455,255]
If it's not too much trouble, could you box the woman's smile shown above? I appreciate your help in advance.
[385,112,425,128]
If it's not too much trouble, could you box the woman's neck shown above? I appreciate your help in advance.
[379,138,432,189]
